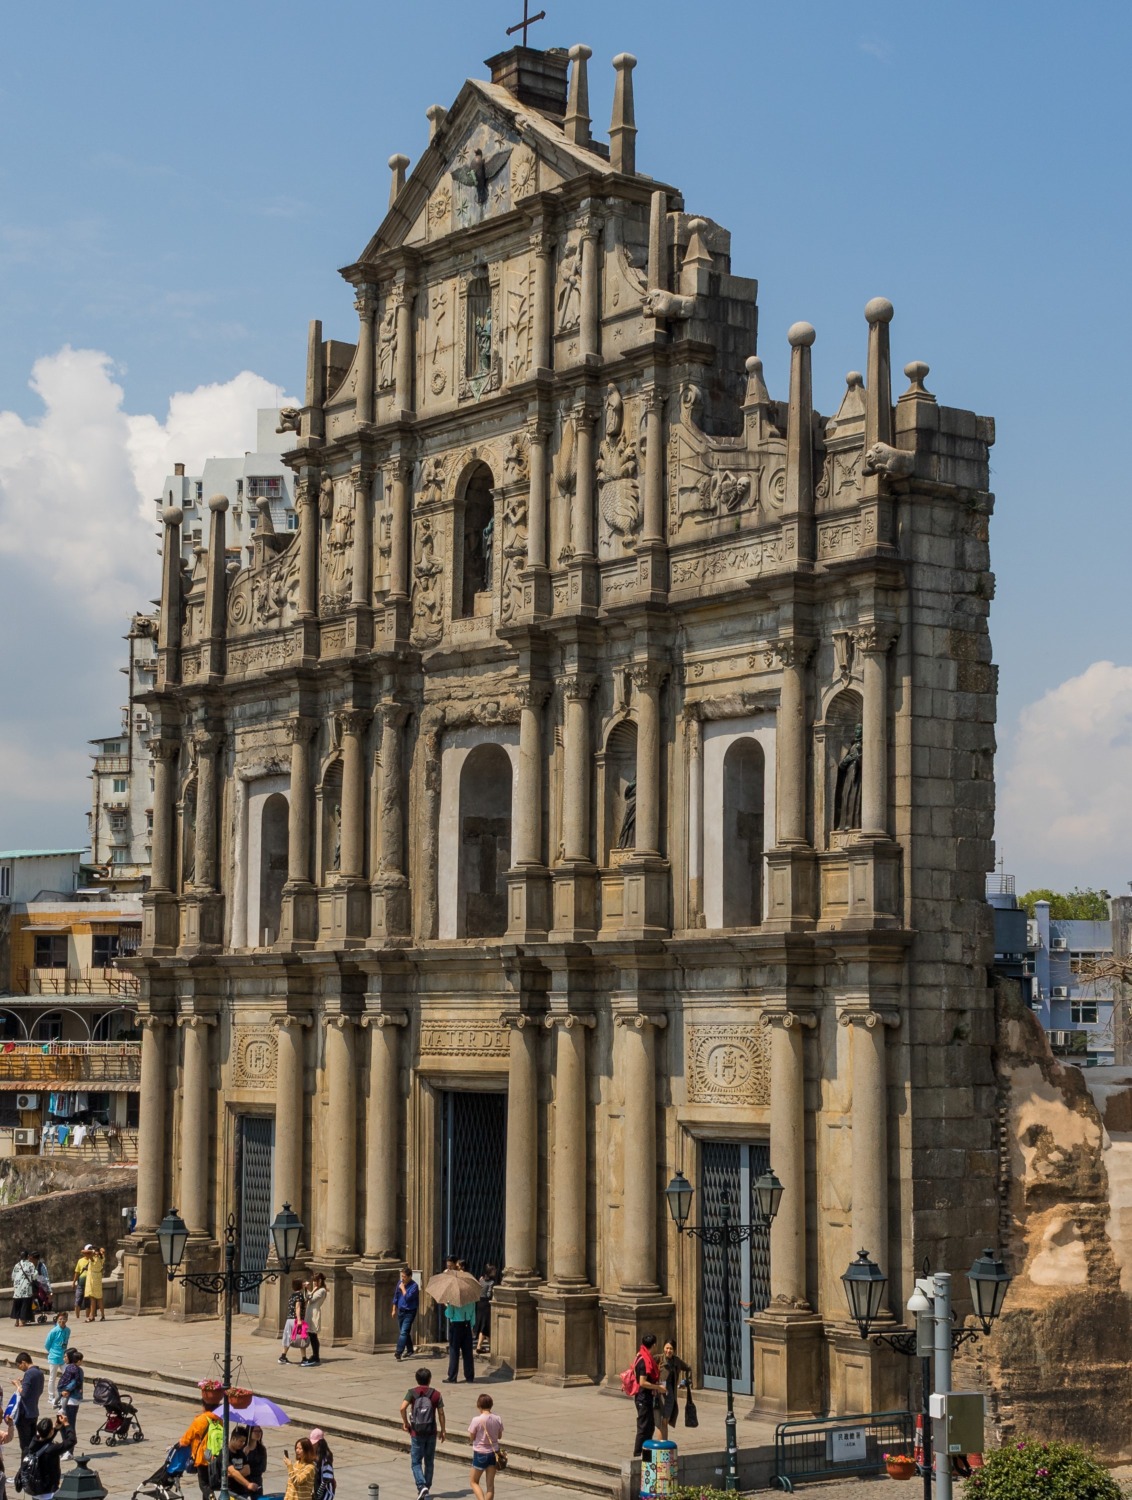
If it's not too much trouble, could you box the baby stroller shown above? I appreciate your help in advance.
[130,1441,191,1500]
[32,1279,53,1324]
[89,1377,145,1445]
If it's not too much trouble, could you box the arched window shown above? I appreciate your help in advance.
[466,275,492,378]
[604,719,639,861]
[458,743,512,938]
[722,739,765,926]
[259,793,289,945]
[321,760,343,879]
[33,1011,64,1043]
[461,464,495,617]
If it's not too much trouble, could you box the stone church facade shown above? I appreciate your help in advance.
[123,41,999,1413]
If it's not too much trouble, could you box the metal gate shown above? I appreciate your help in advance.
[700,1140,771,1394]
[440,1091,507,1278]
[237,1116,275,1314]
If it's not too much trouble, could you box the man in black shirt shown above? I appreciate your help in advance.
[13,1351,43,1454]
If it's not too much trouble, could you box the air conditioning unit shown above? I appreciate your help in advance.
[15,1094,38,1112]
[1051,987,1069,999]
[1050,1031,1073,1049]
[13,1129,38,1147]
[1051,938,1068,951]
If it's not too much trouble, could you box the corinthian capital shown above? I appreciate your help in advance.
[773,636,817,670]
[335,709,371,739]
[354,283,379,319]
[287,716,319,745]
[854,621,900,655]
[515,680,552,710]
[562,672,597,702]
[150,737,181,763]
[630,660,669,693]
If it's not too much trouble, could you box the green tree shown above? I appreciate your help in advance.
[1018,887,1110,920]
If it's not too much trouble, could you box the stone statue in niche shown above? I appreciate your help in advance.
[833,724,863,831]
[419,455,445,504]
[377,306,397,389]
[499,489,529,624]
[557,238,582,332]
[411,519,444,645]
[597,384,640,548]
[616,781,637,849]
[321,494,354,609]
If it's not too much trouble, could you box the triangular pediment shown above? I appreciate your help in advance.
[353,78,614,265]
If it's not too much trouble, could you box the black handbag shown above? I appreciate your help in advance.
[683,1386,699,1429]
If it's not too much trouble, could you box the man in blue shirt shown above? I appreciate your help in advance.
[392,1266,420,1361]
[443,1265,476,1384]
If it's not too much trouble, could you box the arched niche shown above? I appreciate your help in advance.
[603,718,638,863]
[320,759,343,881]
[820,689,864,847]
[721,738,766,927]
[458,462,496,618]
[259,793,289,945]
[457,742,513,938]
[180,778,197,893]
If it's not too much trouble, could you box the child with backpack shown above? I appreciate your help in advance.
[399,1367,447,1500]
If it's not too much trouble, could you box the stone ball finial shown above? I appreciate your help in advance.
[388,153,410,171]
[746,356,762,375]
[569,42,592,61]
[846,371,864,388]
[256,496,272,513]
[905,360,930,383]
[162,505,183,526]
[425,105,448,140]
[865,296,895,325]
[788,321,816,348]
[613,52,638,69]
[208,493,229,513]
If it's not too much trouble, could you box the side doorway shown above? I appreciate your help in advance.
[236,1115,275,1314]
[699,1140,771,1395]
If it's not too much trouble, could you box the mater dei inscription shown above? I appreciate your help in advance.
[687,1024,770,1106]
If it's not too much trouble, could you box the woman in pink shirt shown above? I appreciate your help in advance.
[467,1393,504,1500]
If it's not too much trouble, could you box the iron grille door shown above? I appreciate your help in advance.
[441,1091,507,1280]
[237,1116,275,1314]
[700,1140,771,1394]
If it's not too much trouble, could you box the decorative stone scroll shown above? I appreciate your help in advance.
[686,1023,770,1106]
[419,1021,509,1059]
[232,1026,278,1089]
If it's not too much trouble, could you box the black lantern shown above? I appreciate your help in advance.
[753,1168,784,1226]
[841,1248,888,1339]
[269,1203,303,1271]
[967,1247,1011,1334]
[157,1209,189,1276]
[664,1171,694,1232]
[54,1455,107,1500]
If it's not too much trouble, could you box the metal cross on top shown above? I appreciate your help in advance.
[506,0,546,46]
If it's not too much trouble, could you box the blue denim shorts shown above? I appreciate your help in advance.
[472,1452,497,1471]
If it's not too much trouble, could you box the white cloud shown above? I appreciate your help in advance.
[998,660,1132,890]
[0,348,295,850]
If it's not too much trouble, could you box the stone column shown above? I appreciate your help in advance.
[572,407,596,559]
[535,1013,599,1385]
[547,1014,591,1285]
[201,494,228,675]
[631,662,666,856]
[362,1015,404,1257]
[157,505,183,687]
[272,1015,307,1216]
[297,474,319,620]
[388,459,411,601]
[150,739,179,894]
[751,1008,823,1418]
[579,214,602,360]
[191,731,222,892]
[562,674,596,863]
[179,1016,213,1236]
[350,465,373,609]
[774,638,815,846]
[842,1009,895,1270]
[640,387,665,546]
[393,281,414,412]
[495,1013,541,1375]
[685,705,704,927]
[337,711,368,881]
[609,54,638,175]
[857,624,898,839]
[418,713,444,940]
[532,233,555,371]
[526,418,550,572]
[323,1017,358,1255]
[617,1014,666,1290]
[354,285,377,426]
[135,1017,169,1232]
[287,718,317,886]
[372,701,410,938]
[515,683,547,868]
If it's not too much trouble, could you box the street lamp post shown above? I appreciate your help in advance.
[665,1168,783,1493]
[158,1205,303,1500]
[841,1247,1011,1500]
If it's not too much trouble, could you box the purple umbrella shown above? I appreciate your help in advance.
[228,1395,291,1428]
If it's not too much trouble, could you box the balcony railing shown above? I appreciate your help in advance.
[0,1042,140,1085]
[21,967,140,997]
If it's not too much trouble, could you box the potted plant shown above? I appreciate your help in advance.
[964,1438,1121,1498]
[227,1388,253,1410]
[883,1451,917,1481]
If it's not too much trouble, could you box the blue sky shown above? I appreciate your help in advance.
[1,0,1130,889]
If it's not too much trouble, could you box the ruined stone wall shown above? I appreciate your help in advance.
[961,980,1132,1457]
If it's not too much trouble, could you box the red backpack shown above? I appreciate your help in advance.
[619,1364,639,1397]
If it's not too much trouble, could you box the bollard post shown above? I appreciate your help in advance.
[368,1485,380,1500]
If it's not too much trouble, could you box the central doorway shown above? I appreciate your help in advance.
[236,1115,275,1313]
[699,1140,771,1395]
[439,1090,507,1278]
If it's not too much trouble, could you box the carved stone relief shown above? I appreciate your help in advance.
[668,383,770,537]
[227,539,301,635]
[427,284,450,396]
[597,383,641,554]
[320,478,354,613]
[499,486,528,624]
[233,1026,278,1090]
[458,265,502,401]
[449,122,514,227]
[411,517,444,646]
[377,303,397,390]
[506,263,531,380]
[686,1023,770,1106]
[556,235,582,332]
